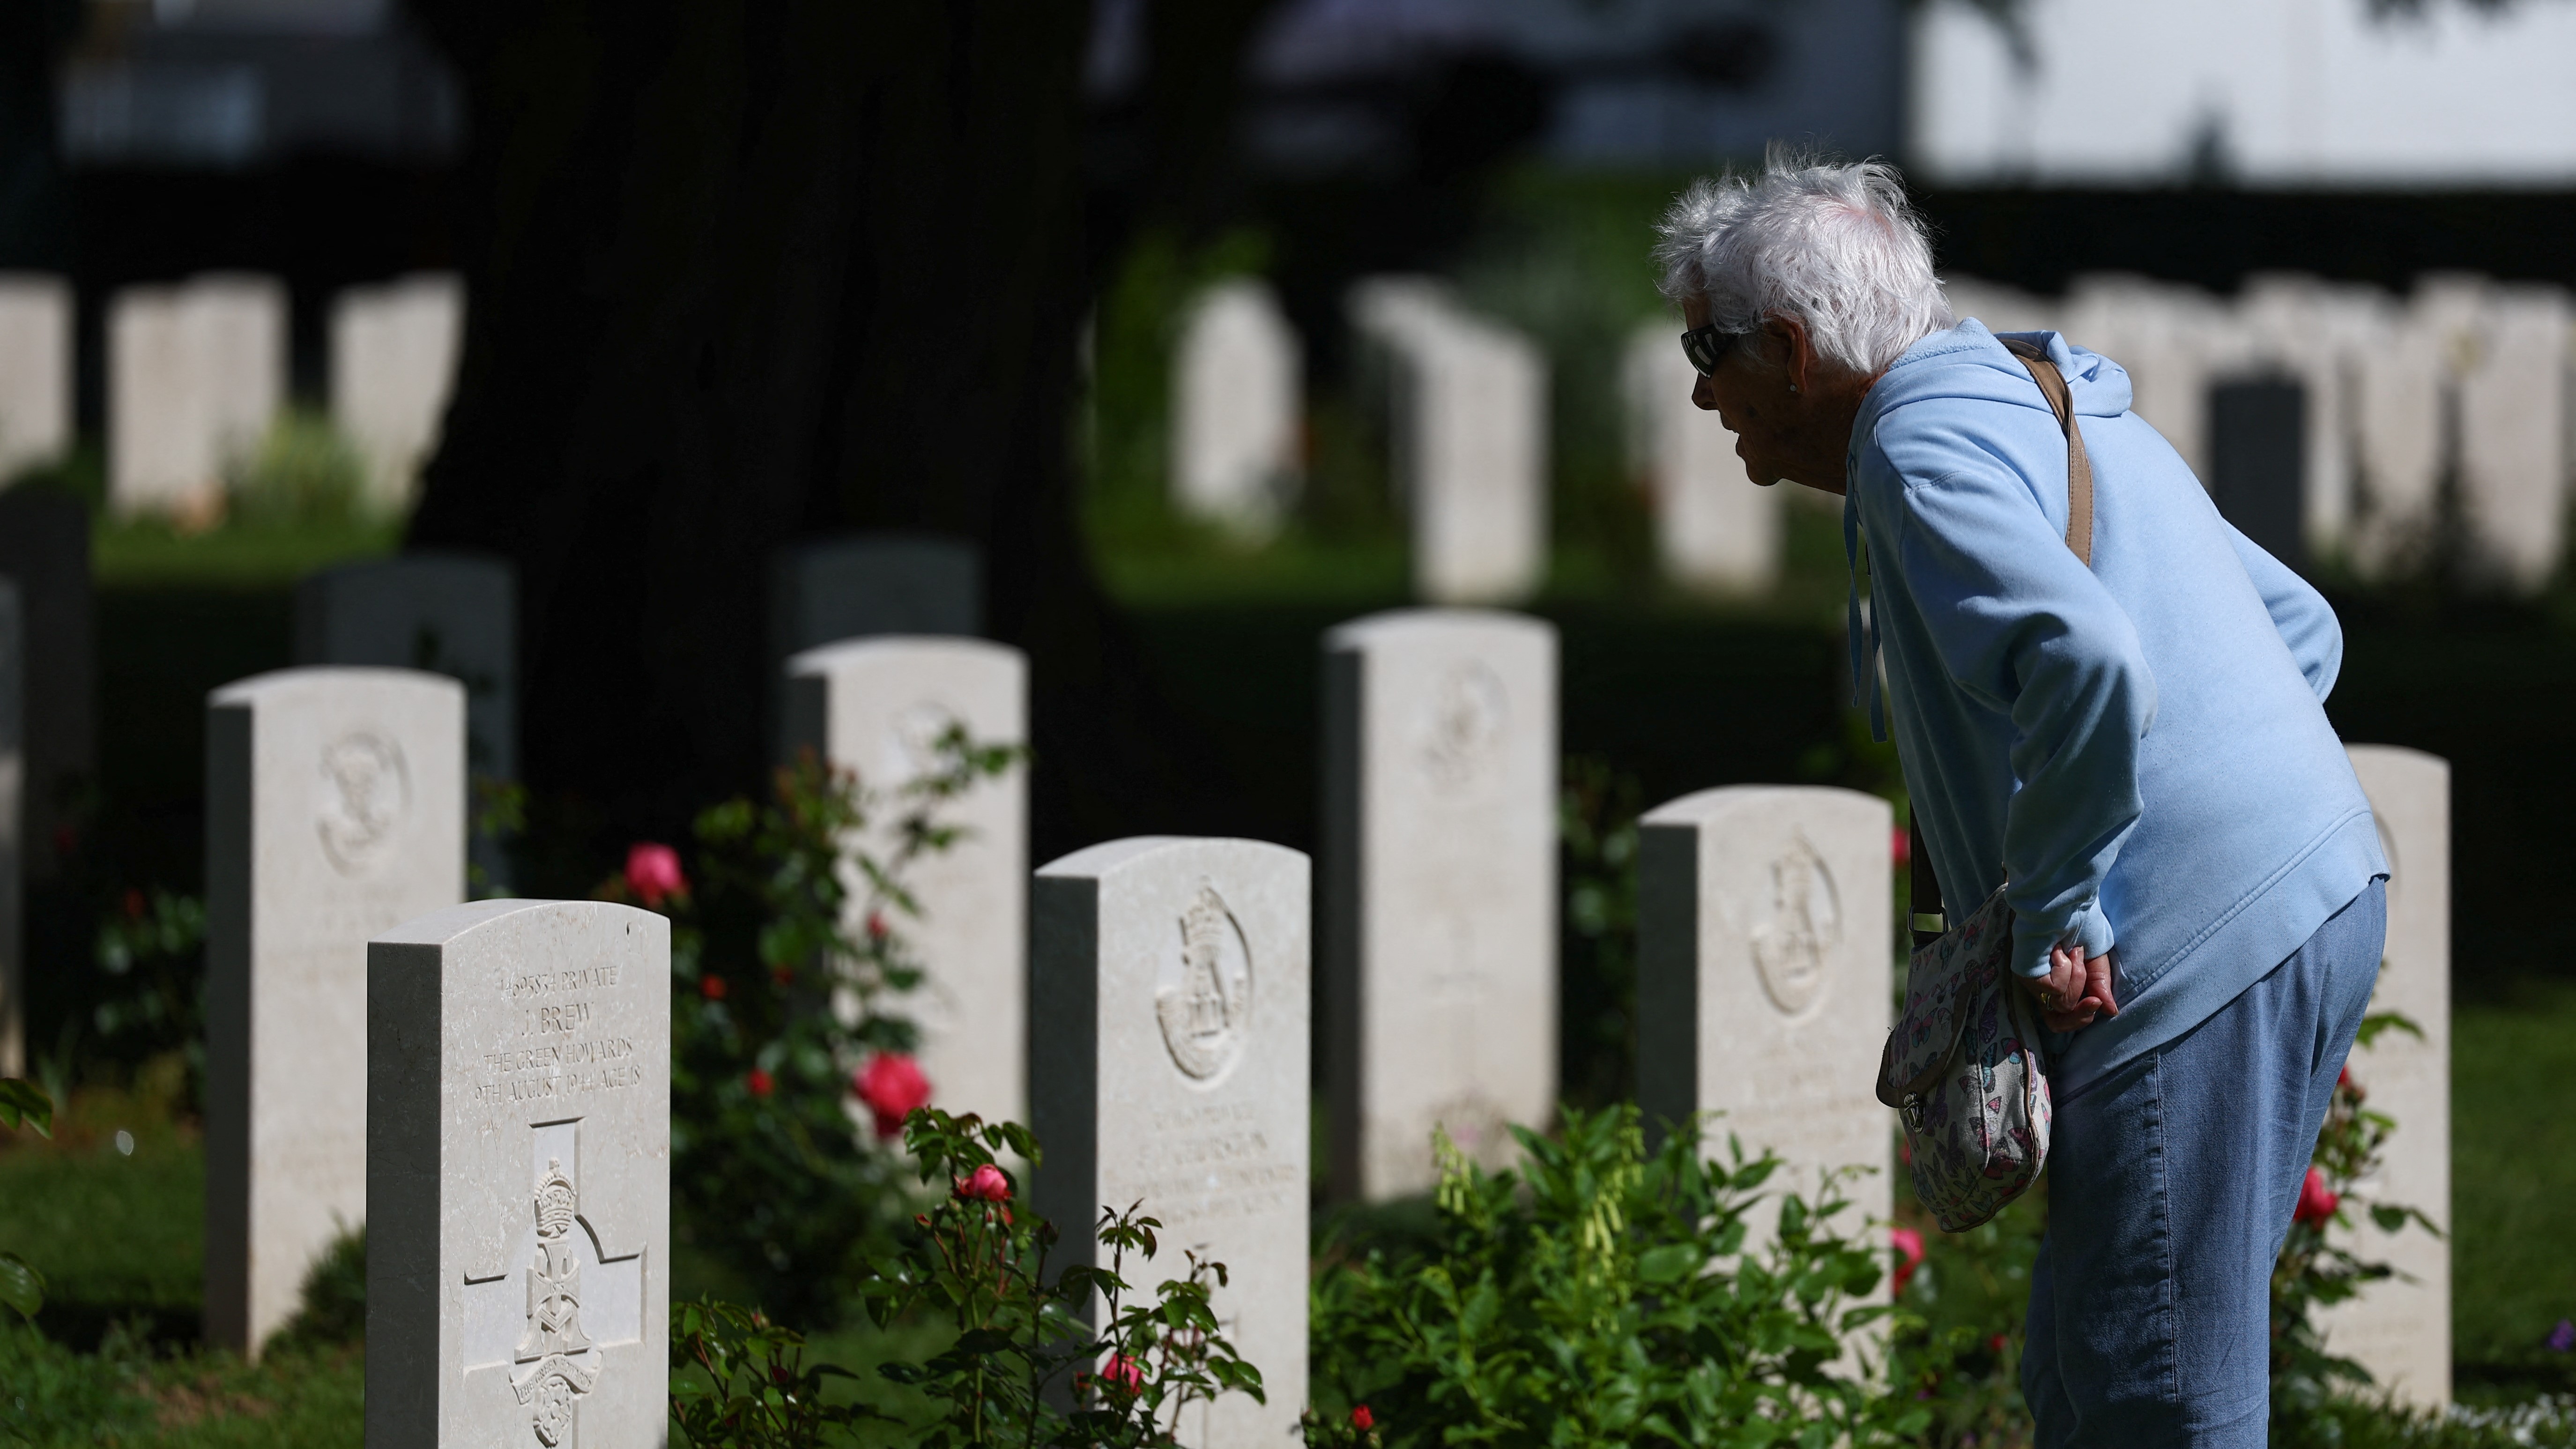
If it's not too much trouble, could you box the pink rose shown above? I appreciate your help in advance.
[745,1067,773,1098]
[1890,1226,1926,1297]
[853,1053,931,1138]
[1101,1353,1143,1394]
[699,974,728,1001]
[1891,827,1911,866]
[2293,1166,2338,1226]
[624,842,688,907]
[1351,1405,1375,1431]
[954,1164,1010,1202]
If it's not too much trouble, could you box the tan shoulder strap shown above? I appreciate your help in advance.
[1998,336,2094,567]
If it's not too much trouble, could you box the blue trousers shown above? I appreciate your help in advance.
[2021,879,2387,1449]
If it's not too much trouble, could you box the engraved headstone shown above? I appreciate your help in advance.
[2208,377,2308,571]
[1635,786,1892,1248]
[1173,277,1301,539]
[0,274,72,483]
[1321,609,1556,1200]
[1623,321,1779,593]
[295,553,516,887]
[110,274,287,519]
[204,667,466,1354]
[0,580,20,1076]
[367,899,668,1449]
[331,273,464,514]
[1032,836,1307,1449]
[785,637,1029,1125]
[2240,275,2380,563]
[2317,746,2450,1407]
[1348,278,1547,604]
[0,488,91,880]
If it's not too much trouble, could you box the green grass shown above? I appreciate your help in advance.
[2452,980,2576,1394]
[93,517,401,590]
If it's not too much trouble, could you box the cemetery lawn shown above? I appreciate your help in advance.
[92,516,401,589]
[2450,978,2576,1397]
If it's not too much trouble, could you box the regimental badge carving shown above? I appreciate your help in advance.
[1750,832,1841,1016]
[1155,885,1254,1081]
[888,699,964,782]
[511,1158,599,1447]
[1417,660,1507,792]
[315,730,411,876]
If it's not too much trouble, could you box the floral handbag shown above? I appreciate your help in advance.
[1875,884,2052,1232]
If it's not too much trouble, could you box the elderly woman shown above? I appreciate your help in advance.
[1653,156,2389,1448]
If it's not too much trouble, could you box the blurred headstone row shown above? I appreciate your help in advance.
[1171,271,2576,598]
[0,271,463,521]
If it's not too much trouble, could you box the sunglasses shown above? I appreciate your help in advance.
[1679,322,1742,377]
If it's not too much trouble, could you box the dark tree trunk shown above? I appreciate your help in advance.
[405,2,1266,872]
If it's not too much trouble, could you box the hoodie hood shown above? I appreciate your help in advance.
[1853,318,2133,463]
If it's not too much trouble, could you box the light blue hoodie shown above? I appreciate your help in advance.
[1846,319,2387,1092]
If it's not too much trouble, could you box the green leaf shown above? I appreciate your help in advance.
[0,1078,51,1137]
[1637,1244,1699,1286]
[0,1251,44,1319]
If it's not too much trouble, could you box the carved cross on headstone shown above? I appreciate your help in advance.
[509,1154,601,1447]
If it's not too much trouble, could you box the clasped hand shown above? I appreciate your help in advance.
[2022,942,2118,1032]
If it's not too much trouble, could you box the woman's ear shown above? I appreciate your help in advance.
[1767,313,1816,397]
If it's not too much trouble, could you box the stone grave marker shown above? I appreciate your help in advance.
[1032,836,1307,1449]
[2455,285,2570,592]
[0,579,19,1075]
[1321,609,1555,1200]
[2208,376,2309,571]
[368,899,668,1449]
[1348,278,1546,604]
[2240,275,2380,563]
[1173,277,1301,539]
[2069,275,2233,479]
[0,274,71,483]
[110,274,286,519]
[331,273,464,514]
[1940,275,2056,335]
[1635,786,1892,1248]
[2317,745,2451,1406]
[785,637,1029,1125]
[295,553,516,887]
[0,487,91,881]
[2349,297,2446,577]
[205,667,465,1354]
[1623,320,1780,594]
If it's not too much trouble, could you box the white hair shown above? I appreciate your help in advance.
[1653,152,1954,378]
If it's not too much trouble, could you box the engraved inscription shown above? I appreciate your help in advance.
[1130,1107,1300,1221]
[1750,832,1840,1016]
[512,1158,600,1447]
[1417,660,1507,792]
[1155,885,1252,1082]
[315,731,411,876]
[475,1028,642,1106]
[494,965,625,998]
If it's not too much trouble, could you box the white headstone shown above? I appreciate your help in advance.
[1623,321,1780,593]
[1031,836,1307,1449]
[2450,282,2570,592]
[1173,277,1301,538]
[1349,278,1548,604]
[204,666,466,1355]
[2318,746,2450,1407]
[0,580,19,1077]
[331,273,464,514]
[0,274,71,483]
[1635,786,1892,1248]
[2349,298,2447,577]
[1321,609,1556,1200]
[110,274,286,518]
[367,899,669,1449]
[785,637,1029,1126]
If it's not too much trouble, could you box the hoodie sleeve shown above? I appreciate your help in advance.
[1893,465,2157,980]
[2221,519,2342,701]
